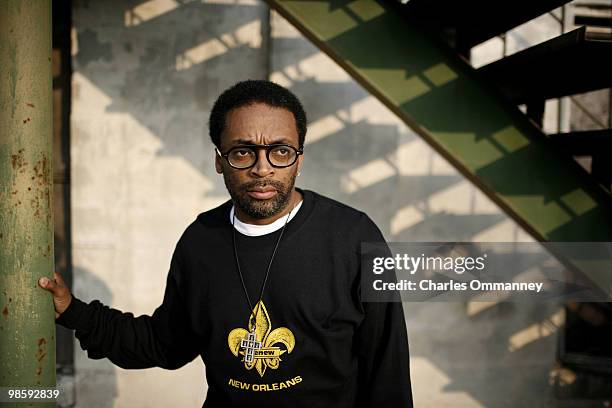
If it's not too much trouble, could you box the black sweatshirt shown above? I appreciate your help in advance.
[57,188,413,407]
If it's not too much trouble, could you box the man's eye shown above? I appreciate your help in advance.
[271,147,291,156]
[229,149,254,163]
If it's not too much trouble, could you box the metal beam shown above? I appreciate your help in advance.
[0,0,56,402]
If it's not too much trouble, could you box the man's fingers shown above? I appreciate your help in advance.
[39,272,72,318]
[53,271,67,287]
[38,272,67,293]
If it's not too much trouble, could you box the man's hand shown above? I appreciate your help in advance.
[38,272,72,319]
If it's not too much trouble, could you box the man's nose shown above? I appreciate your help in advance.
[249,148,273,177]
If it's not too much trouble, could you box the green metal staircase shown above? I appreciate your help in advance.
[264,0,612,244]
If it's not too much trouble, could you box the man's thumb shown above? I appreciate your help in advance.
[38,276,57,292]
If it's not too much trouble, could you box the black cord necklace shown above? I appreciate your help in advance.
[231,200,298,332]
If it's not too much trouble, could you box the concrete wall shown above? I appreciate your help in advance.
[70,1,267,406]
[70,1,573,407]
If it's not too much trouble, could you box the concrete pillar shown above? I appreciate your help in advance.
[0,1,56,404]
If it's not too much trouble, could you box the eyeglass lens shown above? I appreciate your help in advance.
[228,146,297,168]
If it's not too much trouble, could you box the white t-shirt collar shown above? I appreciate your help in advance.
[229,200,303,237]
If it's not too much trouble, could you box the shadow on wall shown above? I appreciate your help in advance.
[71,266,117,408]
[73,0,269,199]
[70,1,567,407]
[405,300,565,407]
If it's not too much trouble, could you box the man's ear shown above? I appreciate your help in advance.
[215,150,223,174]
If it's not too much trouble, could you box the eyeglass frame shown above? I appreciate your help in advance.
[215,143,304,170]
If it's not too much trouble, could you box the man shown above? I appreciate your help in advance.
[39,80,413,407]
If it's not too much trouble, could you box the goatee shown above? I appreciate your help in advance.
[224,174,297,220]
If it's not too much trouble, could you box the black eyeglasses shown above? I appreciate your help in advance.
[216,143,303,170]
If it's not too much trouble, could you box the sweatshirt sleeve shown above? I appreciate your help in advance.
[354,214,414,408]
[55,245,200,370]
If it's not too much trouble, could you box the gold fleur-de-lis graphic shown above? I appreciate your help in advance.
[228,301,295,377]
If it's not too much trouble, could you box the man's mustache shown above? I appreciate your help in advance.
[240,180,286,191]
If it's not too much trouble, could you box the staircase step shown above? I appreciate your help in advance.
[478,27,612,103]
[575,14,612,28]
[393,0,570,49]
[549,129,612,155]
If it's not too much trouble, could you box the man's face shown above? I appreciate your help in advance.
[215,102,303,220]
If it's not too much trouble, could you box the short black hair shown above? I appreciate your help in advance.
[208,80,307,149]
